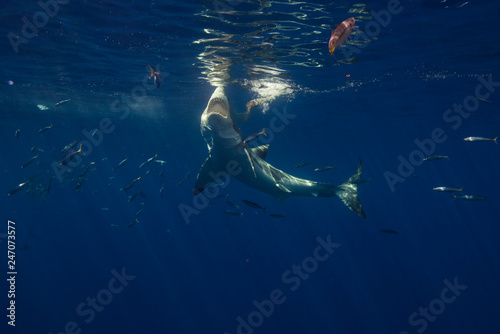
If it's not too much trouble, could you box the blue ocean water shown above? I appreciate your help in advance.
[1,0,500,333]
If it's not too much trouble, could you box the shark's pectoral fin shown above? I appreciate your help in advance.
[194,156,216,195]
[252,144,269,160]
[272,192,290,205]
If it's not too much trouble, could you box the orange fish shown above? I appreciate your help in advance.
[60,144,83,166]
[148,65,163,88]
[328,17,356,55]
[243,128,267,144]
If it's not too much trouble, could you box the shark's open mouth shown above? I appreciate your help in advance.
[207,98,228,118]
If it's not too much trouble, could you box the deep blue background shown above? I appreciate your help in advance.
[1,0,499,333]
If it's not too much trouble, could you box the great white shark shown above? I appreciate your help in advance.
[194,87,366,218]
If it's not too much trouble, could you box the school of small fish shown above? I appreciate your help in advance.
[424,135,496,204]
[7,121,184,229]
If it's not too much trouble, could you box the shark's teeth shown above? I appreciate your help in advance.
[207,98,228,118]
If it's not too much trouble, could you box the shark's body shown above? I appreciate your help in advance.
[194,87,366,218]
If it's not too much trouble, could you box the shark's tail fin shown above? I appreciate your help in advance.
[336,158,366,218]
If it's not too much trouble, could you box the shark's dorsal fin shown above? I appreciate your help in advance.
[252,144,269,160]
[194,156,216,194]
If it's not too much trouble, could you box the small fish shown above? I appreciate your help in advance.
[74,177,86,191]
[314,166,337,172]
[224,210,243,216]
[114,158,128,171]
[121,176,141,193]
[148,65,163,88]
[60,144,83,166]
[37,104,49,111]
[243,128,267,144]
[54,98,71,107]
[8,179,31,196]
[128,188,145,203]
[45,176,54,196]
[216,194,229,198]
[478,98,493,103]
[242,200,267,211]
[464,136,497,143]
[91,129,98,137]
[154,159,167,165]
[139,153,157,168]
[127,218,139,227]
[423,155,449,161]
[159,185,165,198]
[225,200,240,209]
[328,17,356,56]
[61,137,80,154]
[294,161,313,168]
[38,124,53,133]
[135,208,144,218]
[110,224,119,228]
[269,214,287,218]
[380,229,402,234]
[145,168,153,175]
[101,208,110,211]
[212,182,225,189]
[21,154,39,168]
[14,129,20,139]
[433,187,463,192]
[177,171,190,187]
[79,161,95,178]
[452,194,487,201]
